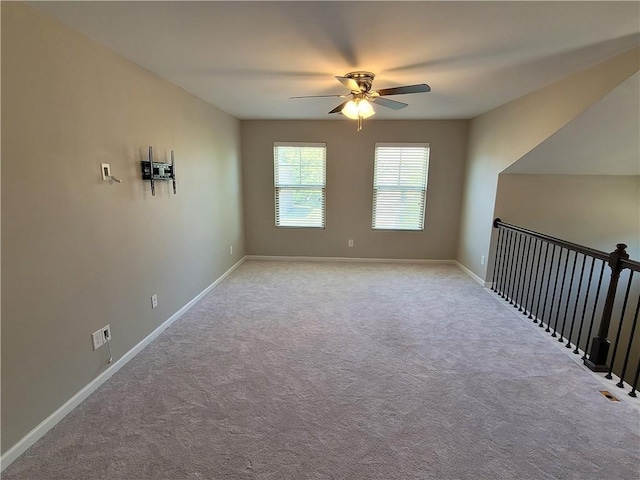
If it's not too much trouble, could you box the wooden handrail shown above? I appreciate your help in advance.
[621,257,640,273]
[493,218,610,262]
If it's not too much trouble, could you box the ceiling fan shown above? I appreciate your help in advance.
[290,71,431,131]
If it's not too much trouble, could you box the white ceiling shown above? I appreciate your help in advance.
[504,72,640,175]
[30,1,640,120]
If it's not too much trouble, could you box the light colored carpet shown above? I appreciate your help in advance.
[3,261,639,479]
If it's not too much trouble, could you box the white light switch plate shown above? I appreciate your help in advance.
[101,163,111,181]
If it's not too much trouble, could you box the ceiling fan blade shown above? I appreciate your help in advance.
[329,100,350,114]
[371,97,408,110]
[289,94,346,99]
[335,76,361,92]
[376,84,431,96]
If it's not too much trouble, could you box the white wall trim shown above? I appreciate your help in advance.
[246,255,455,265]
[0,256,246,471]
[454,261,490,287]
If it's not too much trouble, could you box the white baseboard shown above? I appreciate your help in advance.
[246,255,455,265]
[454,261,490,287]
[0,256,246,471]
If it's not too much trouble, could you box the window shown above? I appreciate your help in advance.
[372,143,430,231]
[274,142,326,228]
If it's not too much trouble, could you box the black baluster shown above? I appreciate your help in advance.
[496,228,509,295]
[547,247,565,334]
[558,251,578,342]
[497,229,511,297]
[629,355,640,398]
[583,261,606,360]
[574,257,596,355]
[566,254,586,349]
[616,291,640,389]
[540,245,558,329]
[606,272,634,380]
[514,235,528,309]
[509,233,522,306]
[507,233,523,305]
[518,236,533,312]
[530,239,545,321]
[522,238,536,316]
[491,227,504,293]
[500,230,514,300]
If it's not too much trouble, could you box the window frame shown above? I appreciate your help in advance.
[273,142,327,229]
[371,142,430,232]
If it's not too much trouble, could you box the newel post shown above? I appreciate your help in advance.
[584,243,629,372]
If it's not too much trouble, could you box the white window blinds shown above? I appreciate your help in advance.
[274,142,326,228]
[372,143,430,231]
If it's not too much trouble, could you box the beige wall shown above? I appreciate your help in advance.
[495,175,640,259]
[457,48,640,280]
[1,3,244,453]
[241,120,468,259]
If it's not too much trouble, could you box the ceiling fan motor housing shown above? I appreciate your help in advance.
[344,71,375,93]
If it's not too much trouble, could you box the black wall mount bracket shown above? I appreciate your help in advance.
[140,146,176,196]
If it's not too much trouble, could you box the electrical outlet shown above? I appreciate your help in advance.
[348,239,354,247]
[230,245,233,255]
[151,294,158,309]
[102,324,111,342]
[481,255,485,265]
[92,329,104,350]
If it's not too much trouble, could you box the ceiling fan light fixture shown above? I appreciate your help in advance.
[342,100,360,119]
[358,99,375,119]
[342,98,375,119]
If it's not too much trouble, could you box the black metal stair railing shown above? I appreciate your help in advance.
[492,218,640,397]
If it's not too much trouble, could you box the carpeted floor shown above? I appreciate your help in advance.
[3,261,639,479]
